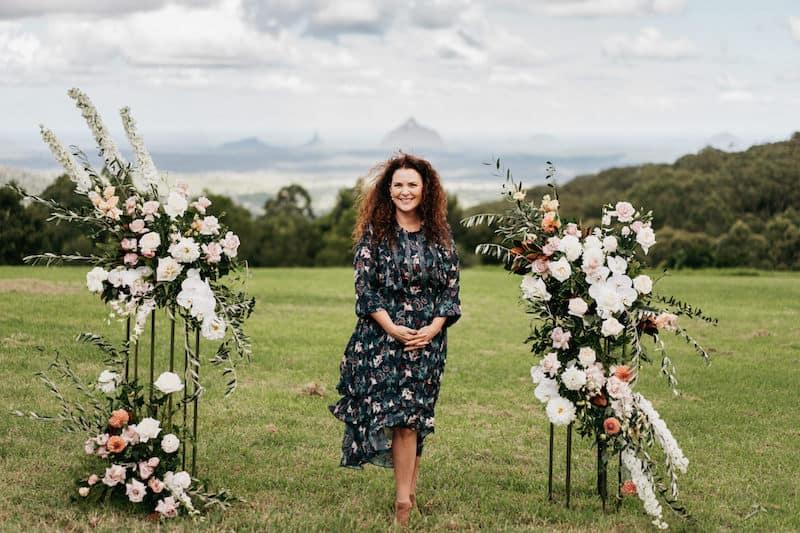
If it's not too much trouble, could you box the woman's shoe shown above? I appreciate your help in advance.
[394,500,412,527]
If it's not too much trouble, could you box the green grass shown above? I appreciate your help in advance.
[1,266,798,531]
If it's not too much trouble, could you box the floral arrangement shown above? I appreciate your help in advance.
[465,161,716,529]
[12,88,254,518]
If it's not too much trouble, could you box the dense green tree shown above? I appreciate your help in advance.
[0,184,37,263]
[253,184,319,266]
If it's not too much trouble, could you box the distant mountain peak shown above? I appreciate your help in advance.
[219,137,270,151]
[381,117,445,151]
[302,131,323,147]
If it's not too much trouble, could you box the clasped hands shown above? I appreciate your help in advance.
[390,324,441,351]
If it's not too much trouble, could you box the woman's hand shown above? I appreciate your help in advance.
[403,324,442,351]
[389,325,419,344]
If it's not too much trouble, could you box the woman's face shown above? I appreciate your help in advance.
[390,167,423,215]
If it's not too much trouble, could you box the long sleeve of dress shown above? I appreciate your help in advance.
[353,231,386,317]
[433,242,461,327]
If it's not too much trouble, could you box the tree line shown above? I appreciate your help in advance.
[2,133,799,269]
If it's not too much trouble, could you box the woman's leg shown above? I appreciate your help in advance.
[410,455,421,508]
[392,428,417,525]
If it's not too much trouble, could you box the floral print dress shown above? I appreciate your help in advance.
[329,224,461,468]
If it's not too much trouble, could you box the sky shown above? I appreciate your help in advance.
[0,0,799,152]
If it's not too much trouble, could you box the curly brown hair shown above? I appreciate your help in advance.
[354,154,452,249]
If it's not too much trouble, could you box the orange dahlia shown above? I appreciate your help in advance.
[108,409,130,429]
[614,365,633,383]
[622,480,637,495]
[107,435,126,453]
[603,417,621,435]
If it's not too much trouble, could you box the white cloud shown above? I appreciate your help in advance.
[408,0,472,29]
[538,0,686,17]
[604,27,696,59]
[790,16,800,40]
[719,90,755,103]
[0,0,217,19]
[434,29,488,65]
[488,68,548,88]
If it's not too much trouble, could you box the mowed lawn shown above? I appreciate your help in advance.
[0,266,798,532]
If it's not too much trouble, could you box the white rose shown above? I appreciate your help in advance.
[164,191,188,219]
[534,378,559,403]
[567,297,588,317]
[156,257,183,282]
[139,231,161,254]
[107,267,125,288]
[558,235,583,262]
[154,372,184,394]
[198,215,220,235]
[78,487,90,497]
[602,236,618,253]
[169,237,201,263]
[583,235,602,250]
[201,314,226,340]
[562,366,587,391]
[621,226,631,237]
[161,434,180,454]
[548,257,572,282]
[578,347,596,367]
[589,280,623,317]
[97,370,119,394]
[521,276,551,301]
[585,266,610,286]
[636,227,656,254]
[601,317,624,337]
[581,246,605,274]
[169,471,191,490]
[86,267,108,293]
[614,201,636,222]
[530,365,544,384]
[633,274,653,295]
[607,255,628,275]
[135,417,162,442]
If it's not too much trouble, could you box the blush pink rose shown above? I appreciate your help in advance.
[129,219,146,233]
[138,461,154,480]
[630,220,644,233]
[123,253,139,266]
[543,236,561,256]
[121,238,137,251]
[148,477,164,493]
[551,327,571,350]
[142,201,160,216]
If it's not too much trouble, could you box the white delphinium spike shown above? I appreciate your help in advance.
[39,125,93,193]
[622,448,668,529]
[634,393,688,495]
[67,88,127,169]
[120,106,159,188]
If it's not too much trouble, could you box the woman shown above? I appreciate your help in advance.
[329,154,461,526]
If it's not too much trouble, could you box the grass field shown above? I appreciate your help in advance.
[0,266,798,532]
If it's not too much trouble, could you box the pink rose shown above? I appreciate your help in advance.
[148,477,164,494]
[122,426,140,445]
[121,238,137,251]
[96,446,108,459]
[155,496,179,517]
[551,327,571,350]
[221,231,240,257]
[202,242,223,264]
[531,258,549,274]
[148,457,160,468]
[102,464,127,487]
[564,223,580,237]
[630,220,643,233]
[84,438,95,455]
[192,196,212,214]
[88,474,99,486]
[614,202,636,222]
[106,206,122,221]
[142,201,160,216]
[95,433,109,446]
[129,219,146,233]
[543,236,561,256]
[123,253,139,266]
[124,197,137,215]
[541,352,561,376]
[138,461,154,480]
